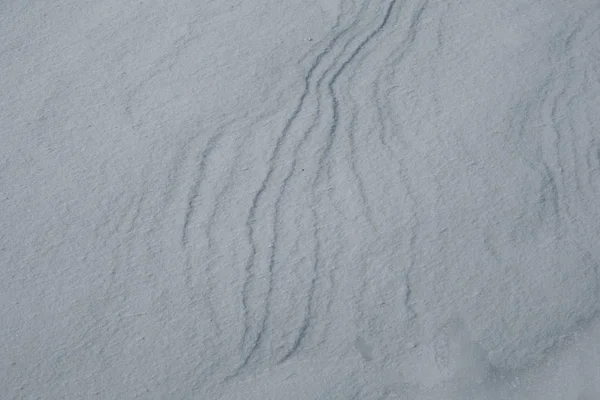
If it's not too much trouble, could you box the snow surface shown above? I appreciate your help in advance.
[1,0,600,398]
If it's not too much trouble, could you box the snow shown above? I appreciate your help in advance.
[1,0,599,398]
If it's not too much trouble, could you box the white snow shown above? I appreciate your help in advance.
[1,0,599,398]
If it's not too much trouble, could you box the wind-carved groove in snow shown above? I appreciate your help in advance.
[204,107,285,251]
[545,6,600,253]
[278,208,321,364]
[178,125,227,342]
[315,0,399,184]
[288,0,403,362]
[202,115,273,338]
[179,118,240,307]
[549,83,568,210]
[181,120,236,249]
[180,106,283,352]
[231,0,406,375]
[502,1,600,248]
[526,79,570,237]
[346,97,380,235]
[370,0,431,321]
[179,115,260,345]
[231,13,358,376]
[296,1,405,336]
[234,9,368,367]
[568,5,600,245]
[233,59,326,378]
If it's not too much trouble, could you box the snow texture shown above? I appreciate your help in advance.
[1,0,600,398]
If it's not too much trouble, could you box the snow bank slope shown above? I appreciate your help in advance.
[1,0,599,398]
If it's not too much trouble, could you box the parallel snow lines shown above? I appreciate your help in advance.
[229,0,408,378]
[371,0,430,322]
[284,0,405,364]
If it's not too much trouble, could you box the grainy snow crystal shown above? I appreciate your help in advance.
[1,0,599,398]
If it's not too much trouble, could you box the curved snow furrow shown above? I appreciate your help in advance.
[370,0,431,188]
[187,108,300,384]
[201,110,288,343]
[6,0,600,398]
[357,0,591,376]
[314,0,399,185]
[181,119,234,249]
[370,0,431,322]
[234,55,337,379]
[232,2,378,375]
[390,3,438,333]
[280,0,404,361]
[231,0,425,373]
[500,3,600,260]
[520,79,567,239]
[554,6,600,259]
[346,108,379,234]
[179,110,287,380]
[279,0,438,368]
[203,107,287,251]
[444,2,598,372]
[178,115,242,252]
[278,242,321,363]
[337,38,386,234]
[233,0,419,373]
[542,81,571,228]
[179,118,241,339]
[286,0,436,356]
[511,4,600,261]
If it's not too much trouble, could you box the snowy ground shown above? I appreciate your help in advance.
[1,0,600,398]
